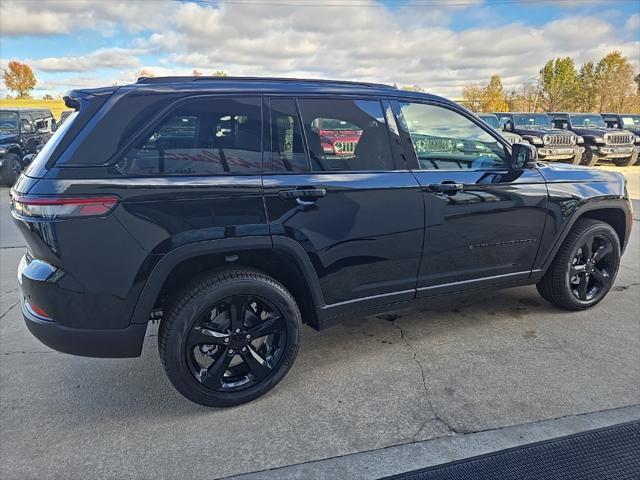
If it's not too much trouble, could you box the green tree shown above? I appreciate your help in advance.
[482,74,508,112]
[212,70,227,77]
[42,94,53,100]
[595,51,636,112]
[539,57,579,111]
[2,60,37,99]
[576,62,598,112]
[401,85,425,92]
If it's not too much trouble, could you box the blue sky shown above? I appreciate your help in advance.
[1,0,639,98]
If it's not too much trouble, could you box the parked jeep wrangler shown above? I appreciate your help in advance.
[496,112,584,164]
[12,77,632,407]
[477,113,524,144]
[549,112,637,167]
[0,108,56,186]
[601,113,640,166]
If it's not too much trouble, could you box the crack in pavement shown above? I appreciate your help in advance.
[391,321,463,439]
[0,300,20,321]
[1,350,54,356]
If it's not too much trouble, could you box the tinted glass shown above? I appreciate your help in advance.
[298,98,393,171]
[479,115,500,129]
[0,111,18,131]
[269,98,308,172]
[513,114,551,128]
[117,97,261,175]
[399,102,507,170]
[569,114,606,128]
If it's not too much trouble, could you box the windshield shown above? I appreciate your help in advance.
[621,115,640,128]
[479,115,500,129]
[0,111,18,131]
[318,118,359,131]
[513,114,551,128]
[569,114,606,128]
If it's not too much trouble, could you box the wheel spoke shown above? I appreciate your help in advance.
[229,296,249,331]
[241,346,272,380]
[187,326,229,349]
[577,274,589,300]
[592,268,608,285]
[570,264,586,275]
[592,243,613,263]
[199,349,232,388]
[247,314,284,338]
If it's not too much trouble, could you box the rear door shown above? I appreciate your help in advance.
[392,100,548,296]
[263,96,424,314]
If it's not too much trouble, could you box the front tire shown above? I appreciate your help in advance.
[536,219,620,310]
[581,148,601,167]
[159,269,301,407]
[0,153,22,187]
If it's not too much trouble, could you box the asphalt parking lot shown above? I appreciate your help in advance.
[1,167,639,479]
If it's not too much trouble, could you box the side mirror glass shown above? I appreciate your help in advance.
[51,120,57,132]
[511,142,537,169]
[504,120,514,131]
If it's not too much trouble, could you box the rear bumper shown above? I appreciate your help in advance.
[22,298,147,358]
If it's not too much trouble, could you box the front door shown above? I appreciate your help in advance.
[392,100,548,296]
[263,96,424,313]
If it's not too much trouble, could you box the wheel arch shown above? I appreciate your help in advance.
[538,200,631,276]
[129,236,325,329]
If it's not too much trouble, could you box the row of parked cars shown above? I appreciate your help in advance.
[478,112,640,167]
[0,108,73,186]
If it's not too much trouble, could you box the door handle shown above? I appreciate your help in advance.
[426,183,464,193]
[279,188,327,205]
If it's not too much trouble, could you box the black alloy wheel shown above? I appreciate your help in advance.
[185,295,287,392]
[568,234,615,302]
[537,218,621,310]
[159,269,301,407]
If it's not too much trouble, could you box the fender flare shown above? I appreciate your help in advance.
[536,198,631,277]
[129,235,325,324]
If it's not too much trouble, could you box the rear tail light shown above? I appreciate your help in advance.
[10,194,119,219]
[25,300,53,321]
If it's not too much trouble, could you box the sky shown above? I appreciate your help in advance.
[0,0,639,99]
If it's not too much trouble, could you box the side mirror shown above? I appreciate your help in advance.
[51,120,58,132]
[22,153,36,165]
[504,120,514,131]
[511,142,538,169]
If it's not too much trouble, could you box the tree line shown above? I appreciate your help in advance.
[461,51,640,114]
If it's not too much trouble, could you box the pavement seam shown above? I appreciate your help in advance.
[0,299,19,321]
[392,320,463,438]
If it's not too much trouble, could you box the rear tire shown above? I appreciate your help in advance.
[159,268,301,407]
[581,148,600,167]
[536,219,620,310]
[0,153,22,187]
[565,153,582,165]
[612,156,636,167]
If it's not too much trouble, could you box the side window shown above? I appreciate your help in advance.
[117,97,261,175]
[399,103,507,170]
[268,98,308,172]
[298,98,393,171]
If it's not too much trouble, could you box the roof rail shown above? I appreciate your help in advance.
[135,76,394,89]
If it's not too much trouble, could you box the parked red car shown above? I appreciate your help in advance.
[314,118,363,155]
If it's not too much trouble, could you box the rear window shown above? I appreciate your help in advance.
[116,97,262,175]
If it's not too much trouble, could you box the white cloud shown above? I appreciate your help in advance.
[31,48,143,73]
[2,1,639,98]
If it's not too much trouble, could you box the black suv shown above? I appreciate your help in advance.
[496,112,584,164]
[601,113,640,166]
[549,112,637,167]
[11,77,632,407]
[0,108,56,186]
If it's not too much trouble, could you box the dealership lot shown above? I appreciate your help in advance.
[1,167,639,479]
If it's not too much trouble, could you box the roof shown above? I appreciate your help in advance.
[135,75,394,90]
